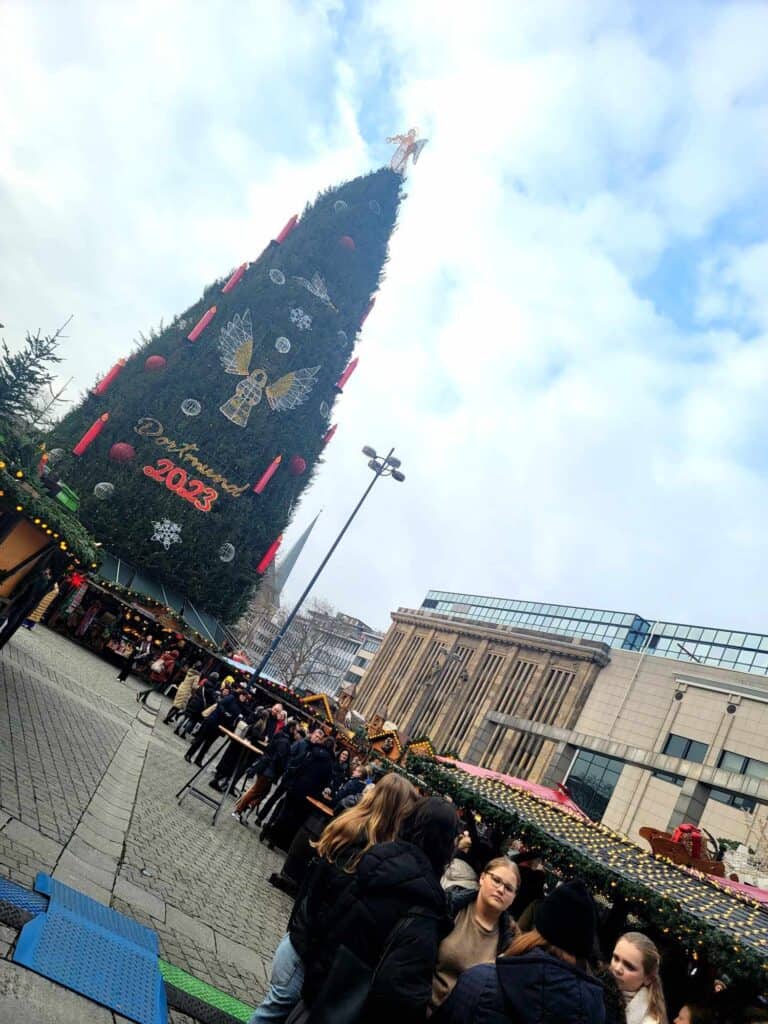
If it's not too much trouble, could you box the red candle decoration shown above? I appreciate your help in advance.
[322,424,337,447]
[253,454,282,494]
[108,442,136,463]
[338,235,356,251]
[144,355,167,372]
[257,534,282,574]
[275,215,298,244]
[92,359,126,396]
[289,455,307,476]
[73,413,109,456]
[360,297,376,327]
[187,306,217,342]
[222,262,247,294]
[335,357,359,393]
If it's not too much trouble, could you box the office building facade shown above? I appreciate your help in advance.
[358,597,768,856]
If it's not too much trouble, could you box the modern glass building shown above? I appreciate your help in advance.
[421,590,768,677]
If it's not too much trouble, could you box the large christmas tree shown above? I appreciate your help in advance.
[50,167,404,621]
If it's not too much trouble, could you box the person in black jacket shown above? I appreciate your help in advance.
[261,727,332,850]
[175,673,218,737]
[333,763,372,810]
[294,796,458,1024]
[330,748,350,795]
[433,879,606,1024]
[254,727,310,826]
[248,773,419,1024]
[184,691,243,766]
[231,719,292,817]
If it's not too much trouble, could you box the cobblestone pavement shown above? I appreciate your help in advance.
[0,625,294,1014]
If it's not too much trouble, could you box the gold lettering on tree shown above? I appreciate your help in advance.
[133,418,250,497]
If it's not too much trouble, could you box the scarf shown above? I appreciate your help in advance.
[624,986,653,1024]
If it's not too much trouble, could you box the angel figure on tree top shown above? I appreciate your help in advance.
[387,128,428,174]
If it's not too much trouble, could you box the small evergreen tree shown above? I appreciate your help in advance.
[0,323,65,423]
[51,168,404,621]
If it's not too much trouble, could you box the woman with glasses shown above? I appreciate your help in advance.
[431,857,520,1012]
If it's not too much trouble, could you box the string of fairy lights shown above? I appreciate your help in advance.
[403,756,768,988]
[0,456,99,566]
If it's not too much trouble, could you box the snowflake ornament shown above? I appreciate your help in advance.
[289,307,312,331]
[151,518,182,550]
[269,269,286,285]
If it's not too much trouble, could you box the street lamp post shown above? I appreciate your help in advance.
[255,446,405,680]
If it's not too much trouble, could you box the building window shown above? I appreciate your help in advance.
[718,750,768,781]
[343,670,359,683]
[663,734,708,763]
[352,656,367,668]
[651,770,684,787]
[566,750,624,822]
[709,788,756,812]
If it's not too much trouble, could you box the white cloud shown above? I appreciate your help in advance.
[2,0,767,636]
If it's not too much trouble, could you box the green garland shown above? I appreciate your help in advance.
[0,458,100,566]
[401,756,768,992]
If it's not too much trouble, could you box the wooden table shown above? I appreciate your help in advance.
[175,727,264,826]
[305,796,333,818]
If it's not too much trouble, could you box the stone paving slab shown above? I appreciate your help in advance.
[2,819,63,865]
[165,905,216,951]
[113,875,166,922]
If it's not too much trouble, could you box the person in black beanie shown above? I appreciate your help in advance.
[433,878,607,1024]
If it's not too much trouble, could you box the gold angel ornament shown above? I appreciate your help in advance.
[218,310,320,428]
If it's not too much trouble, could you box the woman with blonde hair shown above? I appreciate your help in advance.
[249,772,418,1024]
[611,932,668,1024]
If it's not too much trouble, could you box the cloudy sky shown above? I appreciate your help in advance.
[2,0,768,634]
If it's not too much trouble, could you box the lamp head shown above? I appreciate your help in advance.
[391,469,406,482]
[362,446,377,459]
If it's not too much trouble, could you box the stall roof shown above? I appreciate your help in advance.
[405,756,768,990]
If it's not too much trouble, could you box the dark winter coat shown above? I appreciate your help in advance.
[301,839,452,1023]
[197,693,241,738]
[186,680,216,716]
[287,745,333,800]
[433,949,606,1024]
[254,730,292,781]
[331,758,350,793]
[288,843,364,960]
[283,738,310,783]
[447,888,517,955]
[333,777,366,809]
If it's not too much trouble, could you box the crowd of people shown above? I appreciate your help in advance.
[117,649,765,1024]
[240,768,764,1024]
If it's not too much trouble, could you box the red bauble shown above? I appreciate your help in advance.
[145,355,167,372]
[108,442,136,463]
[338,235,356,251]
[289,455,307,476]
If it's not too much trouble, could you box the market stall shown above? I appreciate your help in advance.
[403,755,768,998]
